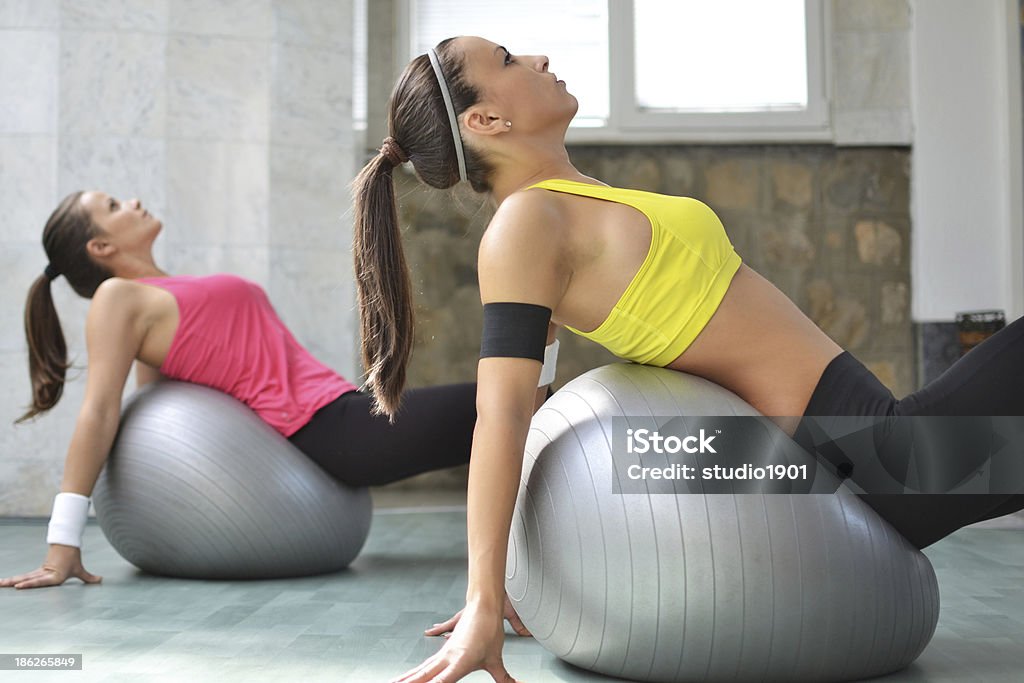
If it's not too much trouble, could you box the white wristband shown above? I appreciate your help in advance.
[46,492,90,548]
[538,339,560,387]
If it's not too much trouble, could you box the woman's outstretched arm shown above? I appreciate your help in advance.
[423,319,557,642]
[1,279,148,589]
[392,193,567,683]
[59,279,147,496]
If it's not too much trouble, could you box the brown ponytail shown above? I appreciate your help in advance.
[19,274,69,422]
[352,153,415,419]
[17,191,113,423]
[351,38,493,418]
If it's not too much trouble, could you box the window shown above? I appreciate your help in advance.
[410,0,609,127]
[402,0,830,142]
[634,1,808,112]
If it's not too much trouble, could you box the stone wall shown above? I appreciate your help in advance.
[379,144,912,491]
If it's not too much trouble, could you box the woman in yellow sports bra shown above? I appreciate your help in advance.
[522,178,743,367]
[354,36,1024,683]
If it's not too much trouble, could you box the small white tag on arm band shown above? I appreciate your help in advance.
[538,339,560,387]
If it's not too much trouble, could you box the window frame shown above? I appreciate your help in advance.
[399,0,833,144]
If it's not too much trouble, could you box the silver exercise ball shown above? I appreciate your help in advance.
[93,381,372,579]
[506,363,939,682]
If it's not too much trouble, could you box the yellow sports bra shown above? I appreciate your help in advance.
[525,179,743,367]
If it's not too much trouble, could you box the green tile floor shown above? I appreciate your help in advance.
[1,501,1022,683]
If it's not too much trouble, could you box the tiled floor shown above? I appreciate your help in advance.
[1,496,1022,683]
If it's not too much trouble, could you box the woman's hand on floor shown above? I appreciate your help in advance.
[424,591,531,638]
[0,545,102,589]
[394,602,518,683]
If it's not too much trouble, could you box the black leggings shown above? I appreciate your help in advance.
[287,383,476,488]
[795,314,1024,549]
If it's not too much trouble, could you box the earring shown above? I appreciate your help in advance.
[505,121,512,128]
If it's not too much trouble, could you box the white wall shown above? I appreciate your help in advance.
[0,0,358,516]
[910,0,1024,321]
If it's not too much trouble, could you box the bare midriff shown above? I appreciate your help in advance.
[664,263,844,437]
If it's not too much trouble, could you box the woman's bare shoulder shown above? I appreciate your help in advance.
[478,192,570,306]
[89,278,167,322]
[482,188,563,251]
[491,186,566,230]
[92,277,144,304]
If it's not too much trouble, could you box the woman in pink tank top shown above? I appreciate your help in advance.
[2,190,479,591]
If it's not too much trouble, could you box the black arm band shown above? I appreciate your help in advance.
[480,302,552,362]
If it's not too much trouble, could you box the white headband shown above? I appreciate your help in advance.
[427,48,468,183]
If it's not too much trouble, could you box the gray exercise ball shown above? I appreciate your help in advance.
[506,363,939,682]
[93,381,372,579]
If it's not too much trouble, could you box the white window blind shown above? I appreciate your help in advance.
[410,0,609,125]
[634,0,808,112]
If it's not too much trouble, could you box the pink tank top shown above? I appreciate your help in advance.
[138,274,357,436]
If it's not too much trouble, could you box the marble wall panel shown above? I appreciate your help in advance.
[57,136,167,220]
[166,35,270,142]
[2,244,49,353]
[833,0,911,31]
[0,0,58,28]
[164,140,268,247]
[272,0,349,47]
[169,0,271,39]
[834,31,911,110]
[271,44,350,147]
[0,136,57,243]
[268,247,355,378]
[0,30,58,134]
[0,344,87,517]
[60,0,169,32]
[268,143,353,250]
[1,243,92,364]
[0,458,64,517]
[162,244,270,284]
[833,109,913,146]
[831,0,912,145]
[59,30,167,137]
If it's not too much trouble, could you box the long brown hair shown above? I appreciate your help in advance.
[352,38,493,418]
[18,191,114,423]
